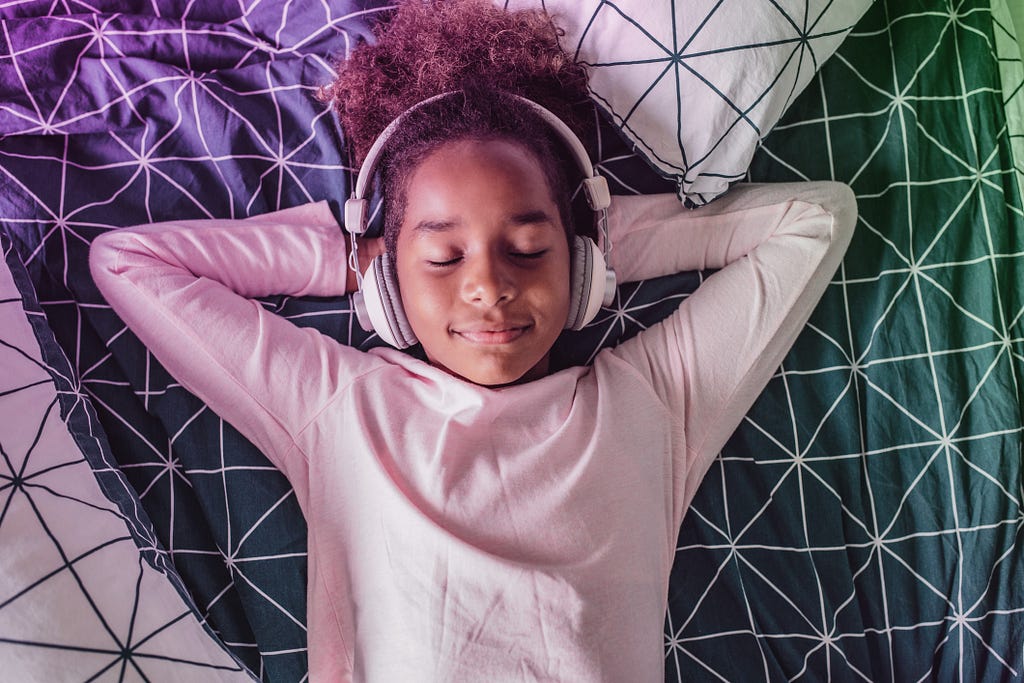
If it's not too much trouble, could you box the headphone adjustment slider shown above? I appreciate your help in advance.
[344,198,368,235]
[582,175,611,211]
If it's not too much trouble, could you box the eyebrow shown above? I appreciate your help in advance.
[412,219,458,233]
[410,210,554,234]
[509,210,553,226]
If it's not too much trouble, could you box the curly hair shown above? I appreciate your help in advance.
[319,0,592,165]
[317,0,596,259]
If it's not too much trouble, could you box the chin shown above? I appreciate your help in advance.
[441,354,549,387]
[459,365,531,388]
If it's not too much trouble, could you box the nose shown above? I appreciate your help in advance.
[460,252,517,306]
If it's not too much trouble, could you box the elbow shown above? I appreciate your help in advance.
[88,230,131,294]
[88,231,113,279]
[789,181,857,249]
[812,182,858,244]
[88,231,117,280]
[826,182,858,243]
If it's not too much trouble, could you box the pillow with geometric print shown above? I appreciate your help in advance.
[499,0,873,205]
[0,233,251,681]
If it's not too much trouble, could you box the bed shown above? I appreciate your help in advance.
[1,0,1021,681]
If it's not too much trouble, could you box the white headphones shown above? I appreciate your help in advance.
[344,91,616,349]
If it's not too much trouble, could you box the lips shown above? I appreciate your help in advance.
[454,324,532,345]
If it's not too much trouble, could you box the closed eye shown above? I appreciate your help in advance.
[511,250,548,260]
[426,250,548,268]
[427,257,461,268]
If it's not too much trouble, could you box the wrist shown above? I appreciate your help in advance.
[357,236,383,273]
[345,235,383,293]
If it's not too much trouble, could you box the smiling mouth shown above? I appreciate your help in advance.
[455,325,532,345]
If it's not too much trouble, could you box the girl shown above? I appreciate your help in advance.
[89,1,856,680]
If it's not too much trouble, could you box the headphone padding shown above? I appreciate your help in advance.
[360,255,418,349]
[565,236,607,331]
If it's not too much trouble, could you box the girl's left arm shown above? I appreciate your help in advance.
[606,182,857,521]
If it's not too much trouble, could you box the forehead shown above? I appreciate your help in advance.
[401,138,561,224]
[411,138,551,189]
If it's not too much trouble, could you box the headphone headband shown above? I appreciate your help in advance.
[343,90,610,236]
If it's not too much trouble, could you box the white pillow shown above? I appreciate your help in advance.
[500,0,872,205]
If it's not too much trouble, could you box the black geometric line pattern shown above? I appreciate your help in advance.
[0,0,1021,682]
[502,0,873,205]
[0,233,252,682]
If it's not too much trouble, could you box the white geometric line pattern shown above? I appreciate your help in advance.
[0,0,1021,681]
[669,0,1023,680]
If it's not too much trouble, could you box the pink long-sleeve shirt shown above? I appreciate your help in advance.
[89,182,856,682]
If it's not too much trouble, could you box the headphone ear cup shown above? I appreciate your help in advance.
[355,255,418,349]
[565,235,607,331]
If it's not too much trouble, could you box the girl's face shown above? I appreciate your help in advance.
[395,138,571,386]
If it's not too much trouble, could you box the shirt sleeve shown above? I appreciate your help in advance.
[88,201,374,481]
[606,182,858,518]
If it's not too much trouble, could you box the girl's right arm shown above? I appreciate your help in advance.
[89,201,378,479]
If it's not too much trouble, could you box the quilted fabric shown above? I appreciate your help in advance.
[0,234,252,682]
[500,0,873,205]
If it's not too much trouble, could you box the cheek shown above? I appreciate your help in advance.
[398,272,441,318]
[395,261,451,336]
[537,261,572,316]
